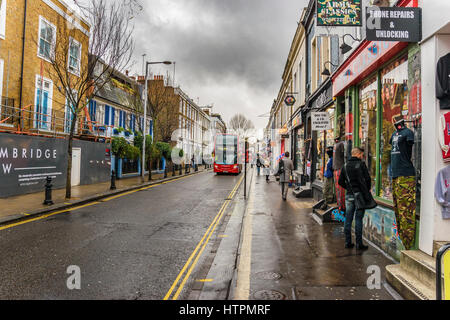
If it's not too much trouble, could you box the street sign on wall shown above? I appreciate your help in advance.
[366,7,422,42]
[312,112,332,131]
[317,0,362,26]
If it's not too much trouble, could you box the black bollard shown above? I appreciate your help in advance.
[43,176,54,205]
[195,164,198,172]
[179,164,183,175]
[164,167,168,179]
[172,164,176,176]
[186,164,189,174]
[110,170,117,190]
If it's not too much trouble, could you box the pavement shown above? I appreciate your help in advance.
[0,166,208,226]
[197,169,400,300]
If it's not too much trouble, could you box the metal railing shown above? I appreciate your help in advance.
[436,243,450,300]
[0,103,113,141]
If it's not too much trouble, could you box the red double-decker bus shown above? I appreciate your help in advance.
[213,133,242,175]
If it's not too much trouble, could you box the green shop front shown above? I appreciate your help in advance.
[332,39,422,260]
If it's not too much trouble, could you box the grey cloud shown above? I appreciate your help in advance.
[130,0,309,127]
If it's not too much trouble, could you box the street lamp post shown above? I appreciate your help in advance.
[142,60,173,180]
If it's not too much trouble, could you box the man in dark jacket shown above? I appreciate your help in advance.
[338,147,371,251]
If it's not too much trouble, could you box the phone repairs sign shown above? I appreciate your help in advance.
[366,7,422,42]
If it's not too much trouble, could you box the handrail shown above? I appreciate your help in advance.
[436,243,450,300]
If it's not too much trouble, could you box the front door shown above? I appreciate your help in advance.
[71,148,81,186]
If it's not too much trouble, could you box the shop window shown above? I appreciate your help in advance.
[380,55,408,201]
[315,131,324,182]
[359,76,378,193]
[295,127,304,173]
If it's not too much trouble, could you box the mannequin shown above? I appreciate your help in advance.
[333,136,346,211]
[390,116,416,250]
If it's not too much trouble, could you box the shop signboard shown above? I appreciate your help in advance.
[366,7,422,42]
[284,95,296,106]
[317,0,362,26]
[312,112,332,131]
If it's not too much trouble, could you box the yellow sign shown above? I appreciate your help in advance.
[444,250,450,300]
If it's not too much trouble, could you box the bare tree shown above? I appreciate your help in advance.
[142,76,179,143]
[229,114,255,139]
[46,0,137,199]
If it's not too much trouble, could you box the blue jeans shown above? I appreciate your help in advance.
[344,195,365,245]
[257,166,261,175]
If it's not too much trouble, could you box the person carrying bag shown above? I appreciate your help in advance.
[338,148,377,251]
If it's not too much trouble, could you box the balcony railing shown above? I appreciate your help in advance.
[0,102,113,141]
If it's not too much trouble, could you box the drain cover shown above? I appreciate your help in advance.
[252,212,267,216]
[253,290,286,300]
[254,271,282,280]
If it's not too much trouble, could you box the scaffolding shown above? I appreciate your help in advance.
[0,99,113,142]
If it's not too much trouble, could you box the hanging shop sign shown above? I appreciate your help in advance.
[317,0,362,26]
[366,7,422,42]
[284,95,296,106]
[293,116,302,128]
[312,112,332,131]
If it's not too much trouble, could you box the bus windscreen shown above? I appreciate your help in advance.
[215,135,238,165]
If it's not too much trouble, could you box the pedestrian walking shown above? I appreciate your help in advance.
[276,152,294,201]
[338,148,372,251]
[256,154,262,176]
[321,147,335,210]
[263,157,271,182]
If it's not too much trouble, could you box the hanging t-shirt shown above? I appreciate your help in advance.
[333,141,345,170]
[390,127,415,178]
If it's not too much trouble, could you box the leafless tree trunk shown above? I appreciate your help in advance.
[45,0,137,199]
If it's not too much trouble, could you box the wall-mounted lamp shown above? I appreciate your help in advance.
[321,61,338,77]
[340,34,362,55]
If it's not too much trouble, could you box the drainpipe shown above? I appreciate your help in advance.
[18,0,28,131]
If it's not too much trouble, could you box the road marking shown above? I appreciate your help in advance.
[164,175,244,300]
[195,279,214,283]
[234,170,255,300]
[218,235,228,238]
[2,172,204,232]
[0,202,100,231]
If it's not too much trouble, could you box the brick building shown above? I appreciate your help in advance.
[0,0,90,135]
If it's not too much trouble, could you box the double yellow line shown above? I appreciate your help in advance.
[163,174,244,300]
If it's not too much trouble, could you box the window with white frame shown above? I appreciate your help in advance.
[0,59,3,100]
[34,75,53,130]
[38,17,56,60]
[0,0,6,39]
[68,38,81,75]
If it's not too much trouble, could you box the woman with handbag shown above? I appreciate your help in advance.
[338,147,377,251]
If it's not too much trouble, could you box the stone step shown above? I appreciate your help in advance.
[433,241,450,258]
[292,187,312,198]
[312,205,340,223]
[400,250,444,290]
[386,264,435,300]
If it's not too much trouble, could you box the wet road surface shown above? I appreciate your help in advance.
[0,171,242,299]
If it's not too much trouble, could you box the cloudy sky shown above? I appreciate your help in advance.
[70,0,309,130]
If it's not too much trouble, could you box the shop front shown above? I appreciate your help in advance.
[332,22,422,259]
[306,79,335,201]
